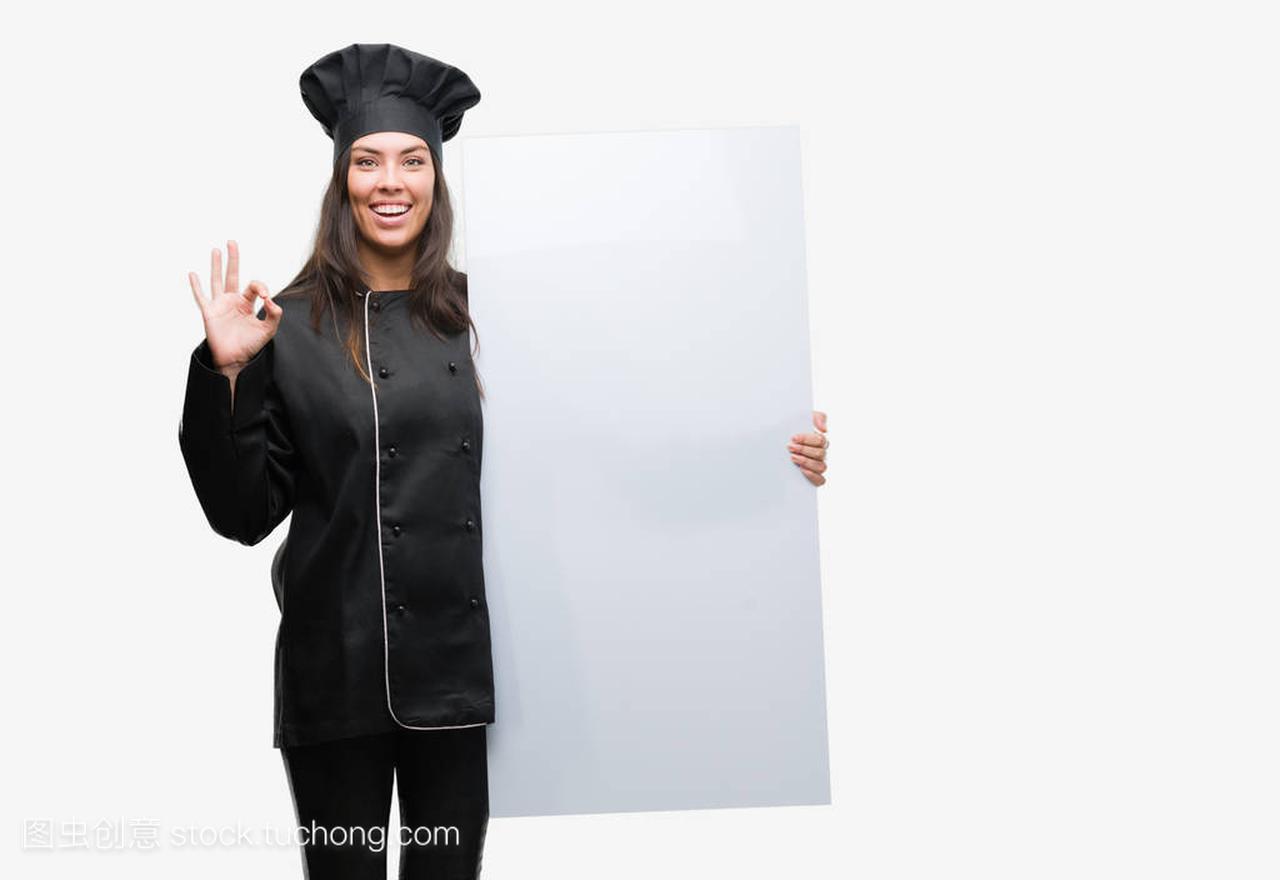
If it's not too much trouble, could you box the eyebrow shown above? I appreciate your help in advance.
[352,145,428,155]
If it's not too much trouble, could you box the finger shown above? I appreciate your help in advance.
[249,281,284,329]
[226,239,239,293]
[813,410,828,433]
[791,431,827,450]
[188,272,208,315]
[263,294,283,329]
[244,280,270,314]
[211,247,223,298]
[791,454,827,474]
[788,441,826,462]
[260,284,283,320]
[796,462,826,487]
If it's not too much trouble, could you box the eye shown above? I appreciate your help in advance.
[356,158,375,168]
[406,157,425,166]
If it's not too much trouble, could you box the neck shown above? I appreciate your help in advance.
[357,240,415,292]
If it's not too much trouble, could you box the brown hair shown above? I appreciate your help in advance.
[276,143,484,399]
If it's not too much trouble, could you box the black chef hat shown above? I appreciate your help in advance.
[298,43,481,167]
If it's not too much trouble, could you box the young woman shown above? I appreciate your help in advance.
[178,43,830,880]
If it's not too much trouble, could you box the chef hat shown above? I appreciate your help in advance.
[299,43,481,167]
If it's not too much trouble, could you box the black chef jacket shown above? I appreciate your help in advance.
[178,284,496,748]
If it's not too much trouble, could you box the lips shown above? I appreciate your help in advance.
[369,204,411,227]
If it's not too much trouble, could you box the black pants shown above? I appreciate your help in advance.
[280,725,489,879]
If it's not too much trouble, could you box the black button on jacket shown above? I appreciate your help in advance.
[178,287,495,748]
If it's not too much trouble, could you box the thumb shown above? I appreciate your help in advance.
[261,289,284,329]
[246,280,274,316]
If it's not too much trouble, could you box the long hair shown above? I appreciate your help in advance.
[276,143,484,399]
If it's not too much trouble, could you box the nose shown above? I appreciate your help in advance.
[376,165,405,190]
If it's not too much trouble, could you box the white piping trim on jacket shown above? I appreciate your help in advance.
[362,289,487,733]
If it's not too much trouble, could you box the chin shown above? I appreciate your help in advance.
[378,228,424,250]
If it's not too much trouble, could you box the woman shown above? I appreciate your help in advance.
[179,43,829,880]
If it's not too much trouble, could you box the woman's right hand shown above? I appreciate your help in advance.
[188,240,282,373]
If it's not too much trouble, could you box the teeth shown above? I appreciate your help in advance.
[372,205,410,215]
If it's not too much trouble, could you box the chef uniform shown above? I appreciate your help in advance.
[178,44,492,879]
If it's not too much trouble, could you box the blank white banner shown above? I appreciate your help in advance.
[462,126,829,817]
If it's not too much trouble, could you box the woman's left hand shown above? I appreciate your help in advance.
[789,410,829,487]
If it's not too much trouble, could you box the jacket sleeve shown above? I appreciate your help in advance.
[178,337,297,547]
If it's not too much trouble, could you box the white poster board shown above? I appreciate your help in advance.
[462,126,829,817]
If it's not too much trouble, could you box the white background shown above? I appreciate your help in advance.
[1,1,1276,878]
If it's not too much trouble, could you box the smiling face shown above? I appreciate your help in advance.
[347,131,436,253]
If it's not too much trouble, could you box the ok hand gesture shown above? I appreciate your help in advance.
[188,240,282,372]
